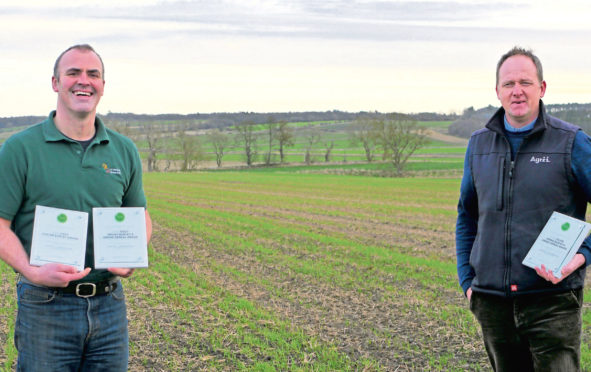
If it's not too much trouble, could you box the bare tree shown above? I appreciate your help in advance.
[323,140,334,162]
[235,120,258,166]
[303,130,320,165]
[208,129,229,168]
[375,114,427,176]
[264,116,277,165]
[349,116,377,162]
[177,127,203,171]
[143,124,161,172]
[274,120,294,163]
[162,136,174,172]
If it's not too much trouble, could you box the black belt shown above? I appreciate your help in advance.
[53,279,119,298]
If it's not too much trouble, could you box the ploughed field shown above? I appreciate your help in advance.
[0,171,589,371]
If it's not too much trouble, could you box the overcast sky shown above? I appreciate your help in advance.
[1,0,591,116]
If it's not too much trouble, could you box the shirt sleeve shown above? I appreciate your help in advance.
[570,130,591,266]
[0,137,27,220]
[121,140,147,208]
[456,140,478,294]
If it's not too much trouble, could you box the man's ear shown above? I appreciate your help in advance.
[51,76,59,93]
[539,80,547,98]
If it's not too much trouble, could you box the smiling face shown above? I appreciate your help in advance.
[52,48,105,118]
[496,54,546,128]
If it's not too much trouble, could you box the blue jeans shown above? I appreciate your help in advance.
[15,281,128,372]
[470,289,583,372]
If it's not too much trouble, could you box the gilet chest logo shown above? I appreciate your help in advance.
[530,156,550,164]
[102,163,122,175]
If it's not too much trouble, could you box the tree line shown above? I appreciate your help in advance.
[0,110,455,131]
[448,103,591,138]
[105,114,427,176]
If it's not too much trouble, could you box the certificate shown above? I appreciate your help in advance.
[523,211,591,278]
[93,207,148,268]
[30,205,88,271]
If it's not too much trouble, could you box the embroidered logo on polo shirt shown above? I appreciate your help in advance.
[530,155,550,164]
[102,163,122,175]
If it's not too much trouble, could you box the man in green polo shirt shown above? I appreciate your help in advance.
[0,44,152,371]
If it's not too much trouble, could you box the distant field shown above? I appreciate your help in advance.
[416,121,453,129]
[230,120,348,132]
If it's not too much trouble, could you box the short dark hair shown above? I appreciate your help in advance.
[53,44,104,80]
[496,46,543,85]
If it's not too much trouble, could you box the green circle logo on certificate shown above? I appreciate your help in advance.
[115,212,125,222]
[57,214,67,223]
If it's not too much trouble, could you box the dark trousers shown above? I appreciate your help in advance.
[470,289,583,372]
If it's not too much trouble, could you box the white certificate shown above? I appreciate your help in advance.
[30,205,88,271]
[523,211,591,278]
[93,207,148,268]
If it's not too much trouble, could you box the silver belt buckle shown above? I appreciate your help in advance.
[75,283,97,298]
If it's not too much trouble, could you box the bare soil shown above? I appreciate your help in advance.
[124,219,490,371]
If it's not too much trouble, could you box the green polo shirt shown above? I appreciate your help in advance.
[0,111,147,283]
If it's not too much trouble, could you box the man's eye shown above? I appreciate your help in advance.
[503,83,514,88]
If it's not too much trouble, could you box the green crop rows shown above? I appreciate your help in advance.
[0,169,589,371]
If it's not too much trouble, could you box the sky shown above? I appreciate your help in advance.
[1,0,591,117]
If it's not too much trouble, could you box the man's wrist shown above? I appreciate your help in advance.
[19,265,40,284]
[578,249,590,268]
[461,280,473,296]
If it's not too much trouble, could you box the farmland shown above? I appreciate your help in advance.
[2,169,588,370]
[0,171,480,371]
[137,171,590,371]
[136,172,486,371]
[0,120,589,371]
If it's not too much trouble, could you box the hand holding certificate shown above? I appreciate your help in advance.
[93,207,148,269]
[30,206,88,271]
[523,212,591,279]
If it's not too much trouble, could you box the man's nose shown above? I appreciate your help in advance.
[511,84,523,96]
[76,72,91,84]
